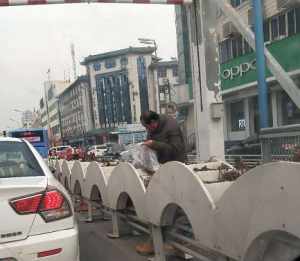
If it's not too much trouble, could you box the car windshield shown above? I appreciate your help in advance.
[96,145,106,149]
[0,141,44,178]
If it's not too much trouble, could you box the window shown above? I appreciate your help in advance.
[158,67,167,78]
[271,17,279,40]
[281,92,300,125]
[0,141,44,178]
[232,35,243,58]
[230,0,241,8]
[120,56,128,67]
[288,9,296,36]
[243,39,252,54]
[172,67,178,77]
[105,59,116,69]
[279,14,286,36]
[263,21,270,42]
[296,7,300,33]
[230,101,245,131]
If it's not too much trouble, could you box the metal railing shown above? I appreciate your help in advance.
[260,124,300,163]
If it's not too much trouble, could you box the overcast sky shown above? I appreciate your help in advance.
[0,3,177,130]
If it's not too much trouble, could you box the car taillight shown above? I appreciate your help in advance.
[10,188,72,222]
[10,194,43,214]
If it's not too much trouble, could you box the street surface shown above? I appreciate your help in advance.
[78,216,188,261]
[79,218,148,261]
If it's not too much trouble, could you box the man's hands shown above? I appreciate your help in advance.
[143,140,154,147]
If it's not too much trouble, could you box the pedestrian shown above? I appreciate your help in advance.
[140,110,186,164]
[135,110,186,256]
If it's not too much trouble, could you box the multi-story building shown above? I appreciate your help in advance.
[82,47,155,142]
[59,76,94,145]
[40,80,69,146]
[148,60,179,114]
[31,109,42,128]
[21,110,34,128]
[217,0,300,145]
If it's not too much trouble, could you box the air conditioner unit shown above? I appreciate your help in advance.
[223,22,238,38]
[277,0,299,10]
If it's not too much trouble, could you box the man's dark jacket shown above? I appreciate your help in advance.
[147,115,186,164]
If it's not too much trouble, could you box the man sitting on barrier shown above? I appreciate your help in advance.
[141,110,186,164]
[135,111,186,256]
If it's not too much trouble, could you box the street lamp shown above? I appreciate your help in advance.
[138,38,157,57]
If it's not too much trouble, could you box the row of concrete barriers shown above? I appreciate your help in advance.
[50,159,300,261]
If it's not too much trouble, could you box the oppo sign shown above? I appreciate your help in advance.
[221,59,256,80]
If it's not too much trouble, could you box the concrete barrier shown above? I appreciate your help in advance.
[61,160,75,190]
[83,162,114,207]
[70,161,90,195]
[107,162,148,221]
[51,160,300,260]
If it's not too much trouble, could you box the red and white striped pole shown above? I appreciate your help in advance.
[0,0,192,6]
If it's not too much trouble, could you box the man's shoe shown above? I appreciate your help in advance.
[135,243,154,256]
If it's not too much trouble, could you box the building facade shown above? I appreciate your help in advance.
[21,110,34,128]
[59,76,94,145]
[82,47,155,137]
[175,5,196,151]
[149,60,179,114]
[40,80,69,146]
[217,1,300,146]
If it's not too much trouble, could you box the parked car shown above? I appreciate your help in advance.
[49,145,72,159]
[86,144,108,160]
[0,137,79,261]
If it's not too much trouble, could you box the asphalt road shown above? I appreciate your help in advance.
[78,216,189,261]
[79,218,148,261]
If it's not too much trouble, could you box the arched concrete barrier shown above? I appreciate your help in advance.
[54,159,63,181]
[107,162,147,221]
[83,162,114,207]
[146,161,220,249]
[61,160,75,190]
[70,161,90,195]
[214,161,300,260]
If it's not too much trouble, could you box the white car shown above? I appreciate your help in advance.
[87,144,107,159]
[0,137,79,261]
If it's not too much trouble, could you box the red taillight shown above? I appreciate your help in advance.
[10,189,72,222]
[11,194,43,214]
[40,190,64,211]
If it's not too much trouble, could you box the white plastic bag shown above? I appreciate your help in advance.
[121,143,160,173]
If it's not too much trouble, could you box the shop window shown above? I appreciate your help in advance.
[230,101,245,132]
[281,92,300,125]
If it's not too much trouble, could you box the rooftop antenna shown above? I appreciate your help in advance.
[71,43,77,81]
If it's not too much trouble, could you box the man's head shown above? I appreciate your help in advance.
[140,111,160,132]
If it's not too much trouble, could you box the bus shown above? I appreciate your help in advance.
[8,128,49,158]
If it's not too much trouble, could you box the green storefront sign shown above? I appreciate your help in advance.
[220,33,300,91]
